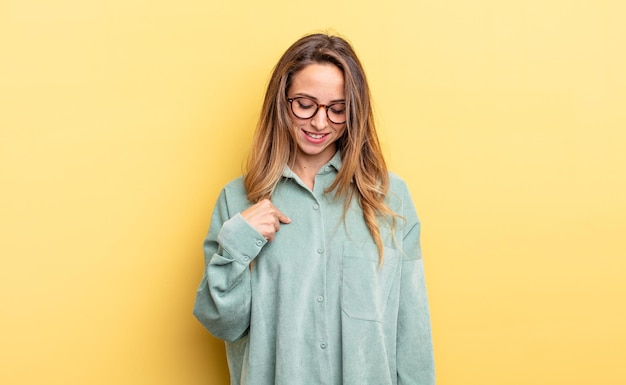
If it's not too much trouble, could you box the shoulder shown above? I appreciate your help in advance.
[386,171,419,219]
[387,171,410,196]
[222,176,246,195]
[216,176,251,212]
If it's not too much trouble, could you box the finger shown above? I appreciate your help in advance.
[276,210,291,224]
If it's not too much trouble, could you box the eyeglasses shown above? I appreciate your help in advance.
[287,97,346,124]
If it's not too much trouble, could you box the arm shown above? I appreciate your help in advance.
[397,185,435,384]
[193,189,267,342]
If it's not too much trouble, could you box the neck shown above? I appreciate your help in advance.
[292,148,336,191]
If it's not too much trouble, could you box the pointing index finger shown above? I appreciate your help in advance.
[276,210,291,224]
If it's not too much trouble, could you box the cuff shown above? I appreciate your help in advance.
[217,213,267,265]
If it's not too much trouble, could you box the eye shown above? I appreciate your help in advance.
[329,103,346,114]
[296,98,316,109]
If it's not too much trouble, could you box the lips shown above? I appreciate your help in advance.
[301,129,330,144]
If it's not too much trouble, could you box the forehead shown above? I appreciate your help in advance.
[288,63,345,99]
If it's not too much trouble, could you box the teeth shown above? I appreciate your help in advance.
[306,131,325,139]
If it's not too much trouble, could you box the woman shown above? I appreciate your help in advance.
[194,33,434,385]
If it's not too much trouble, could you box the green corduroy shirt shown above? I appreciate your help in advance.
[193,152,434,385]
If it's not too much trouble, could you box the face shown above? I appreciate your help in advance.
[287,63,346,167]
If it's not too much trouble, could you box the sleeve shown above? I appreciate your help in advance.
[192,188,268,342]
[396,183,436,385]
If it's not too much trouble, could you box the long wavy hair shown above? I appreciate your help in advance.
[244,33,397,261]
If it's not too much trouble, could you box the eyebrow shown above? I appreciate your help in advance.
[293,93,346,103]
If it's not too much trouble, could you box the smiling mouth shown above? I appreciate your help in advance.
[303,130,328,139]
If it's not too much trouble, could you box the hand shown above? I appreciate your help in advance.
[240,199,291,241]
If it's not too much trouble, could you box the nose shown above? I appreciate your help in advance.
[310,106,329,130]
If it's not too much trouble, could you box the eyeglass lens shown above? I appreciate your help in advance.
[289,97,346,124]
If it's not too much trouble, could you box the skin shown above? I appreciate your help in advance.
[242,63,346,240]
[240,198,290,241]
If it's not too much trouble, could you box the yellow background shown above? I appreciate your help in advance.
[1,0,625,384]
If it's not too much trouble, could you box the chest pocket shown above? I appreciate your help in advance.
[341,241,401,322]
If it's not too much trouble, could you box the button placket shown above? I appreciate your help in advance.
[309,194,330,362]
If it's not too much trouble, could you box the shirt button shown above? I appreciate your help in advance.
[242,256,250,262]
[316,296,324,302]
[320,342,327,349]
[317,248,324,254]
[312,203,319,210]
[255,240,263,246]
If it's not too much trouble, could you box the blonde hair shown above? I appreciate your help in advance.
[244,33,397,261]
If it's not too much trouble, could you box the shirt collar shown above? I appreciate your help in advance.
[326,151,343,172]
[282,151,342,179]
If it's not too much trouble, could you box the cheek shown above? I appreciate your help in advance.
[288,120,302,140]
[334,124,347,137]
[289,115,299,127]
[288,107,305,125]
